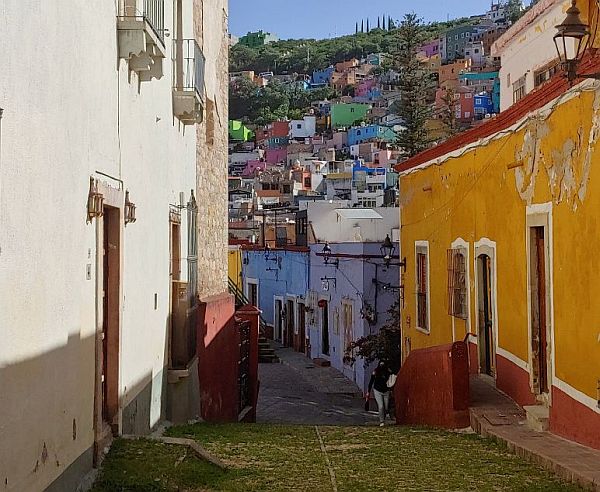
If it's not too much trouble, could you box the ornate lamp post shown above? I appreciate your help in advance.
[553,0,591,81]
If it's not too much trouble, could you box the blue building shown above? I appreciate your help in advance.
[347,125,397,147]
[241,246,310,349]
[312,66,334,85]
[308,241,400,393]
[474,93,495,118]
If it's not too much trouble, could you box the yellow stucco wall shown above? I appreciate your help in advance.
[228,247,243,291]
[400,83,600,401]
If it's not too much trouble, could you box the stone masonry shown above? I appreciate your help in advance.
[195,0,229,299]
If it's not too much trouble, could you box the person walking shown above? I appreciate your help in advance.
[366,361,393,426]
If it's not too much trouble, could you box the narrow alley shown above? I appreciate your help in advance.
[257,344,380,425]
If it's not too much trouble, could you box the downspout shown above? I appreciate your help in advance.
[175,0,183,90]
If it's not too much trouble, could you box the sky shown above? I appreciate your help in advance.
[229,0,495,40]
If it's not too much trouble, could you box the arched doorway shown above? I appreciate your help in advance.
[477,254,495,377]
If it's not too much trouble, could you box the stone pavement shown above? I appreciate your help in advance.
[256,344,381,426]
[470,376,600,491]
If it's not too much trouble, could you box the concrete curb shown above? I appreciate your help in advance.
[470,410,600,491]
[121,435,228,471]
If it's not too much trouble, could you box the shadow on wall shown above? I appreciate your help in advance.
[197,294,259,423]
[0,331,171,492]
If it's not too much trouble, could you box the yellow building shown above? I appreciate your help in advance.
[396,58,600,448]
[228,246,243,291]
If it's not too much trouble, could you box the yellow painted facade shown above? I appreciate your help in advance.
[400,82,600,404]
[228,246,243,290]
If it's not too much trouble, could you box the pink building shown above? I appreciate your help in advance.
[355,78,377,98]
[326,131,347,150]
[265,148,287,165]
[419,39,440,58]
[242,160,267,177]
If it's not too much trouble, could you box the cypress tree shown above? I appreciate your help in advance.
[361,20,364,33]
[377,17,381,29]
[366,18,370,32]
[391,13,434,157]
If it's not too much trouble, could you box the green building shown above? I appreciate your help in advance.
[229,120,254,142]
[331,103,371,129]
[238,30,278,48]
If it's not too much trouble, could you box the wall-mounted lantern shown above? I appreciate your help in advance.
[124,190,137,225]
[322,242,339,267]
[553,0,593,82]
[86,177,104,224]
[380,234,406,271]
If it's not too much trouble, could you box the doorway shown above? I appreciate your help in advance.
[321,301,330,356]
[297,302,306,353]
[286,299,295,348]
[95,206,121,463]
[274,298,283,342]
[477,254,495,376]
[529,226,550,396]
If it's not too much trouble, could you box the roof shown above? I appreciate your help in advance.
[395,53,600,174]
[256,190,281,198]
[492,0,562,55]
[335,209,383,220]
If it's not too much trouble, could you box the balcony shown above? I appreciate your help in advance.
[172,39,205,124]
[117,0,166,81]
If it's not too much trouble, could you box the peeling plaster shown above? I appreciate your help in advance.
[579,89,600,203]
[514,88,600,210]
[514,118,550,204]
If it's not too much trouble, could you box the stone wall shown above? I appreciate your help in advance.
[195,0,229,299]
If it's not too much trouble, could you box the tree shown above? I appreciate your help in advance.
[391,13,434,158]
[439,86,459,139]
[345,300,401,373]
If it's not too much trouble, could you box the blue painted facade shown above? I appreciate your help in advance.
[307,242,399,392]
[474,93,494,117]
[312,66,334,85]
[241,247,310,333]
[347,125,397,147]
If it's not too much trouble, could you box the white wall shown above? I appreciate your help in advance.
[0,0,199,490]
[306,202,399,243]
[493,0,570,111]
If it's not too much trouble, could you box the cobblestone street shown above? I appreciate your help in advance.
[256,344,381,425]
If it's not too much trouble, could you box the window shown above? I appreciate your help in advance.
[455,34,459,40]
[534,61,559,88]
[416,242,430,332]
[296,124,302,129]
[475,98,481,104]
[448,249,468,319]
[464,111,471,117]
[464,93,472,98]
[350,108,355,113]
[513,75,526,104]
[475,48,479,54]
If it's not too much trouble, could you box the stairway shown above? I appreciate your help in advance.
[258,335,279,363]
[523,405,550,432]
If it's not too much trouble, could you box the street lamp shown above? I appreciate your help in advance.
[380,234,395,265]
[322,242,339,267]
[553,0,591,81]
[380,234,407,271]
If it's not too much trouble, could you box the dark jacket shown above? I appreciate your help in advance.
[368,366,392,393]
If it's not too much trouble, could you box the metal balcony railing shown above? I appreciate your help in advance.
[120,0,165,46]
[173,39,205,100]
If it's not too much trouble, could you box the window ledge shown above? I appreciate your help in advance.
[416,327,431,335]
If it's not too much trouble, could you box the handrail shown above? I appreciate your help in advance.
[228,277,269,335]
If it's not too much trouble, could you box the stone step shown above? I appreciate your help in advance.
[259,355,280,363]
[524,405,550,432]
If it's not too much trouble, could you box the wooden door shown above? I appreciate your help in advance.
[298,303,306,353]
[531,226,549,394]
[478,255,495,376]
[321,302,330,356]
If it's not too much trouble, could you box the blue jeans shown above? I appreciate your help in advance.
[373,389,389,424]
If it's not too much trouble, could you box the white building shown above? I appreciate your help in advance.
[289,115,317,140]
[492,0,570,111]
[0,0,229,490]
